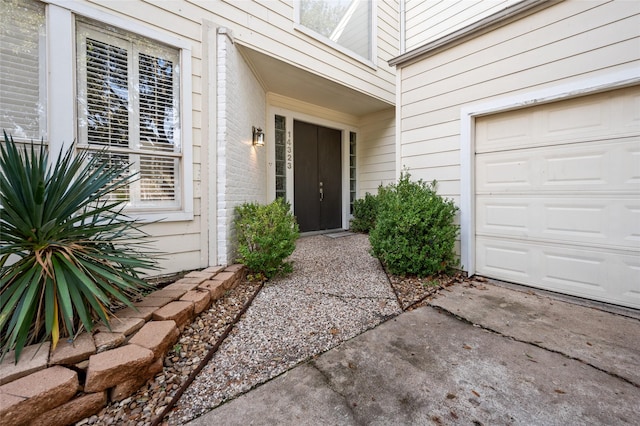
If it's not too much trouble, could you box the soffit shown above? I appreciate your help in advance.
[237,44,392,117]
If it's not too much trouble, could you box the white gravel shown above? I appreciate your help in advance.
[168,233,401,424]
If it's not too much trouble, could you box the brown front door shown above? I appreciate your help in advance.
[294,120,342,232]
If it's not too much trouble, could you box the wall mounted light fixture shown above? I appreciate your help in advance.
[252,126,265,146]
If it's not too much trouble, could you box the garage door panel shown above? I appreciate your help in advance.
[476,237,640,308]
[475,87,640,309]
[477,239,531,278]
[543,252,607,290]
[621,260,640,303]
[477,156,532,188]
[476,137,638,193]
[629,205,640,241]
[480,201,529,231]
[477,196,639,250]
[629,149,640,184]
[543,95,611,139]
[540,249,640,308]
[476,87,640,154]
[545,152,606,186]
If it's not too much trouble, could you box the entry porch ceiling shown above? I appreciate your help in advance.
[238,44,393,117]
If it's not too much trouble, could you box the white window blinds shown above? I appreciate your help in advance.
[84,36,130,148]
[77,22,181,210]
[0,0,46,142]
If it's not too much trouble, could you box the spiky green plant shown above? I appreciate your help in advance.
[0,132,158,363]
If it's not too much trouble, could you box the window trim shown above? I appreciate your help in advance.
[294,0,378,69]
[44,1,193,222]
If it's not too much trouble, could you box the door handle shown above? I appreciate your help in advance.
[319,181,324,201]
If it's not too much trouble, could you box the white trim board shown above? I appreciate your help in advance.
[459,68,640,276]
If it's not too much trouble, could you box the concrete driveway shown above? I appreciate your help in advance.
[188,282,640,425]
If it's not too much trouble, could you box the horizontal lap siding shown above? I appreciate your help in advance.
[399,0,640,193]
[359,108,397,195]
[378,0,400,62]
[401,2,638,105]
[81,0,206,274]
[75,0,399,273]
[151,0,398,103]
[404,0,519,51]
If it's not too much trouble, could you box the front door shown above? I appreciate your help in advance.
[294,120,342,232]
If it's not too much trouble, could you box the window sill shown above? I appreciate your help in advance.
[127,210,194,223]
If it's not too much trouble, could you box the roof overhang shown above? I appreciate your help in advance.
[389,0,559,68]
[237,44,393,117]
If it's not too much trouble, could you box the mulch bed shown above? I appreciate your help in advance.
[388,271,469,310]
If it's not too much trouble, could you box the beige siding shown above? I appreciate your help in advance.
[398,0,640,195]
[135,0,398,103]
[378,0,401,62]
[72,0,207,275]
[404,0,519,51]
[57,0,398,274]
[268,93,361,127]
[358,108,397,195]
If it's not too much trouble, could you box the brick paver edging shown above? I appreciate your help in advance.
[0,264,245,426]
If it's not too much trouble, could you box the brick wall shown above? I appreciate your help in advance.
[216,29,267,265]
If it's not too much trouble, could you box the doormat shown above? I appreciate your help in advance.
[324,231,355,239]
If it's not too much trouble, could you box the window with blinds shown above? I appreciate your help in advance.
[77,22,182,210]
[0,0,46,142]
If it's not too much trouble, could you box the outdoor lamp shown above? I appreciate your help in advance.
[252,126,265,146]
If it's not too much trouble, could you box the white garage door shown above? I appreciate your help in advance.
[475,86,640,309]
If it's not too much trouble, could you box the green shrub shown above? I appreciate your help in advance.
[369,172,459,277]
[235,198,299,280]
[0,132,158,362]
[350,192,379,233]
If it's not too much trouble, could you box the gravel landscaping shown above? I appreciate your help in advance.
[79,233,454,426]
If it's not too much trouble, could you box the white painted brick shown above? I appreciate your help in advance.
[215,30,268,264]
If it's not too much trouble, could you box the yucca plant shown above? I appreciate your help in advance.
[0,132,158,363]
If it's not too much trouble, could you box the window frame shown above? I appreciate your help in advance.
[294,0,378,69]
[76,22,183,212]
[44,1,193,222]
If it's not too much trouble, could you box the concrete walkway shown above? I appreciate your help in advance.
[189,281,640,425]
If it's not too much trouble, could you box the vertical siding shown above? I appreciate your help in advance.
[397,0,640,204]
[404,0,519,51]
[358,108,397,195]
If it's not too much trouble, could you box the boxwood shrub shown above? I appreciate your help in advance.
[350,192,379,233]
[369,173,459,277]
[234,198,299,280]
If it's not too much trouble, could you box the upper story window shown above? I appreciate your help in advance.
[296,0,374,65]
[0,0,47,143]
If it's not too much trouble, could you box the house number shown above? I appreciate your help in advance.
[286,131,292,169]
